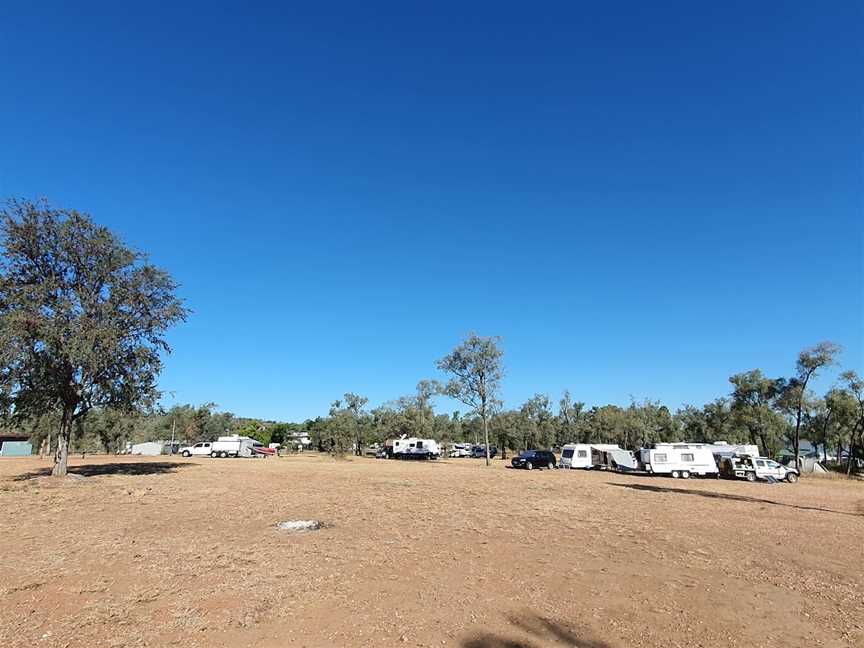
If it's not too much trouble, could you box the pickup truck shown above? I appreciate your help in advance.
[179,442,213,457]
[719,455,799,483]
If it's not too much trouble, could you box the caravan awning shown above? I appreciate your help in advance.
[610,449,634,469]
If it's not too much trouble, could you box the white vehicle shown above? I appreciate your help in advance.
[179,441,213,457]
[719,455,799,483]
[639,443,719,478]
[448,443,473,458]
[560,444,622,469]
[392,437,440,460]
[210,435,257,458]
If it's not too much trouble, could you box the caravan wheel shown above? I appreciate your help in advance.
[680,471,691,479]
[671,470,680,479]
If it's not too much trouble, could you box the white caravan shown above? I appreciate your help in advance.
[210,435,257,458]
[560,444,622,469]
[639,443,719,478]
[392,437,441,460]
[448,443,473,458]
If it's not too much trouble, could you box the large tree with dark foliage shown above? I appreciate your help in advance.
[0,199,187,475]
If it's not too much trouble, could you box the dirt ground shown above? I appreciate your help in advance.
[1,454,862,648]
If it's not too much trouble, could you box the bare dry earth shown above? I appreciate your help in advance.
[0,454,862,648]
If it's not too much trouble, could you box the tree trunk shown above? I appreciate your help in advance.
[482,415,490,467]
[848,421,862,477]
[52,407,73,477]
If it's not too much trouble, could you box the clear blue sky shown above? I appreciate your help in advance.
[2,2,861,421]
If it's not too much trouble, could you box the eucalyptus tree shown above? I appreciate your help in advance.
[786,342,841,467]
[729,370,787,456]
[340,392,369,456]
[414,379,442,437]
[0,200,187,476]
[520,393,554,449]
[840,371,864,475]
[437,333,503,466]
[557,390,585,445]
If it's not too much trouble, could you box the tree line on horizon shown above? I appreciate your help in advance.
[10,338,863,475]
[2,199,863,476]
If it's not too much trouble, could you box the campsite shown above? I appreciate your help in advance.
[2,4,862,648]
[1,453,862,648]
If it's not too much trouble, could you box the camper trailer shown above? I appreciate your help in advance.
[389,437,441,460]
[448,443,473,458]
[210,435,257,458]
[638,443,719,478]
[560,444,622,469]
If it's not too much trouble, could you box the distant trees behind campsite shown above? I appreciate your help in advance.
[6,341,862,472]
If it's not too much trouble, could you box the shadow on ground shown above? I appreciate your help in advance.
[14,461,193,480]
[611,482,862,517]
[462,613,611,648]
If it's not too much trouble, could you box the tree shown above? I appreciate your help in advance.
[323,400,355,455]
[491,409,521,459]
[0,200,188,475]
[557,391,585,446]
[343,392,369,455]
[729,370,787,456]
[788,342,841,468]
[840,371,864,475]
[520,394,554,450]
[437,333,503,466]
[414,379,442,438]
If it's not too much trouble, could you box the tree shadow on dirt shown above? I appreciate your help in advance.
[462,613,611,648]
[611,482,863,517]
[14,461,194,480]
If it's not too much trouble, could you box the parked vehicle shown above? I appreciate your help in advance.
[180,442,213,457]
[210,435,257,458]
[638,443,719,478]
[391,437,441,460]
[719,455,799,483]
[448,443,473,458]
[471,445,497,459]
[559,443,633,470]
[511,450,556,470]
[362,444,381,457]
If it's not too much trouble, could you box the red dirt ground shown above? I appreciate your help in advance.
[1,454,862,648]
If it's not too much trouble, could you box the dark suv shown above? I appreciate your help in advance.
[511,450,556,470]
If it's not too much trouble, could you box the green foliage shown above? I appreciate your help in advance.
[729,370,789,456]
[0,199,188,474]
[438,333,504,465]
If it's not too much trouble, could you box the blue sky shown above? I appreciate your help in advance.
[2,2,861,421]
